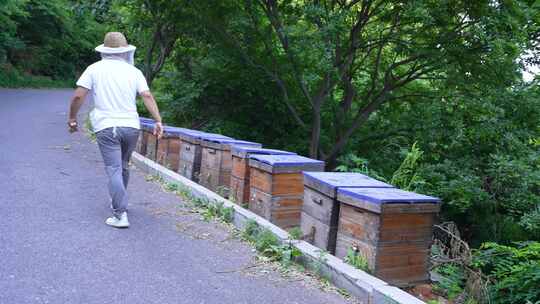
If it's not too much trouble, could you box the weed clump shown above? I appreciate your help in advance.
[202,201,234,223]
[344,246,370,273]
[288,227,303,240]
[242,220,301,266]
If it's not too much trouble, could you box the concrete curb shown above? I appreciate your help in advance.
[131,152,426,304]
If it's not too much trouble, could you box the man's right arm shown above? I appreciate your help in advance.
[67,87,89,133]
[139,90,163,138]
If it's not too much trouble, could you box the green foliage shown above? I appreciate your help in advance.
[473,242,540,304]
[390,142,426,192]
[218,205,234,223]
[0,0,28,64]
[200,201,234,223]
[0,0,106,87]
[343,247,370,273]
[433,263,466,300]
[334,153,387,182]
[192,197,209,209]
[0,64,72,88]
[241,220,260,241]
[287,227,303,240]
[254,230,281,256]
[241,220,301,265]
[202,203,219,221]
[164,182,179,192]
[412,87,540,245]
[215,186,230,198]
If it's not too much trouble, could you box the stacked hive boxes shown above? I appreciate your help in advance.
[133,119,442,287]
[300,172,393,254]
[248,155,324,228]
[336,187,440,286]
[230,146,296,205]
[176,129,204,180]
[156,126,185,171]
[140,119,157,160]
[136,117,154,155]
[177,131,231,182]
[199,138,261,195]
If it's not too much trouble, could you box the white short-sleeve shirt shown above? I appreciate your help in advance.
[76,59,149,132]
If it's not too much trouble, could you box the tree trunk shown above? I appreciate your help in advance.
[309,108,321,159]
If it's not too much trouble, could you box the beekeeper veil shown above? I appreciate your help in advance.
[95,32,136,65]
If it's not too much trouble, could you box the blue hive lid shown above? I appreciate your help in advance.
[196,133,232,140]
[231,146,296,158]
[200,137,261,150]
[174,129,230,141]
[140,121,155,131]
[337,187,441,213]
[178,129,204,136]
[250,154,324,166]
[303,172,393,197]
[204,138,258,145]
[139,117,154,123]
[249,154,325,173]
[162,126,190,137]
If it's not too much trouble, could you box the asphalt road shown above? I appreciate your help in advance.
[0,89,351,304]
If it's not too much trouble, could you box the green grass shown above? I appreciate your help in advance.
[0,65,72,88]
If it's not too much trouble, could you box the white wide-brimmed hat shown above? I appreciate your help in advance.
[95,32,136,64]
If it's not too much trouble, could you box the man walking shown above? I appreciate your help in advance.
[67,32,163,228]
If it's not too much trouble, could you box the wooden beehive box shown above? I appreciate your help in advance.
[140,120,157,161]
[177,131,231,182]
[230,147,296,205]
[301,172,393,254]
[136,117,154,155]
[248,155,325,229]
[199,139,261,195]
[336,187,441,287]
[156,126,187,172]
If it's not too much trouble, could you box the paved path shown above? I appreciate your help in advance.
[0,89,351,304]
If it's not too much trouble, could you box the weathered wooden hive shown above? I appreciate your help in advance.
[336,187,440,286]
[248,155,324,229]
[156,126,186,171]
[140,119,158,161]
[177,130,231,182]
[136,117,154,155]
[199,138,261,195]
[300,172,393,254]
[230,147,296,205]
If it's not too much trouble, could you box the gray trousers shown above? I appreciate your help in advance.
[96,127,140,217]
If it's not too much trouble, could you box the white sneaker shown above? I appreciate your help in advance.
[105,212,130,228]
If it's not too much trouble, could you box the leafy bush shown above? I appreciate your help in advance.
[390,142,426,192]
[473,242,540,304]
[334,153,387,182]
[1,0,106,87]
[433,263,466,300]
